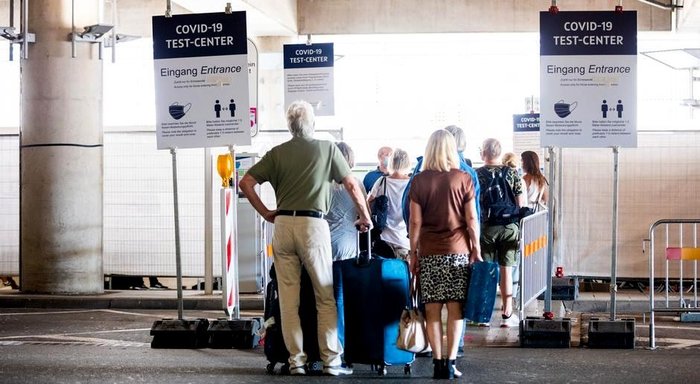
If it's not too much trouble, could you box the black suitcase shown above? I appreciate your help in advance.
[263,265,323,374]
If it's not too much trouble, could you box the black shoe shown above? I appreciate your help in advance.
[437,359,454,380]
[4,277,18,290]
[131,284,148,290]
[432,359,445,379]
[150,282,168,289]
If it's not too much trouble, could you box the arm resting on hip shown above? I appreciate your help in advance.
[239,173,276,223]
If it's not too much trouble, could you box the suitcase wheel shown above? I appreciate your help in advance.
[404,364,411,375]
[266,362,275,375]
[378,364,387,376]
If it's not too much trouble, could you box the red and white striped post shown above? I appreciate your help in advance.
[217,150,239,319]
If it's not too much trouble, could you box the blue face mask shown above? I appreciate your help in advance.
[381,157,390,168]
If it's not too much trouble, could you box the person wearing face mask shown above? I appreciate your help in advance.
[362,146,393,193]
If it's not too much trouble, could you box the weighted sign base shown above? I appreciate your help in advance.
[150,318,210,349]
[208,317,263,349]
[538,277,579,301]
[519,317,571,348]
[587,318,635,349]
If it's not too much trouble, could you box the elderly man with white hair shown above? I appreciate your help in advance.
[239,100,371,376]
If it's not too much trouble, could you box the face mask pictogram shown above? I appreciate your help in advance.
[169,102,192,120]
[554,100,577,118]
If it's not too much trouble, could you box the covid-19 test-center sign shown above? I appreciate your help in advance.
[540,11,637,148]
[152,12,250,149]
[284,43,334,116]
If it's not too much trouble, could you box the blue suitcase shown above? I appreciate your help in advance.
[464,261,500,324]
[337,233,414,376]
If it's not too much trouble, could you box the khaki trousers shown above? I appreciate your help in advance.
[272,215,342,368]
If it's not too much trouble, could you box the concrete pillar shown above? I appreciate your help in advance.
[20,0,103,294]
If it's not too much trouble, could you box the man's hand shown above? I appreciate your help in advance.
[261,209,277,224]
[354,218,372,233]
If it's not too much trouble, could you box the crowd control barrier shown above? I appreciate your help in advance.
[645,219,700,349]
[518,210,549,320]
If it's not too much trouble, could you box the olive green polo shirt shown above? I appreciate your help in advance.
[246,136,351,213]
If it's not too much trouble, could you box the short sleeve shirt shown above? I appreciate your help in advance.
[408,169,475,256]
[246,137,351,213]
[476,165,524,197]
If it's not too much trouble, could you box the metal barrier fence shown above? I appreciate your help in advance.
[518,210,549,320]
[646,219,700,349]
[0,132,221,278]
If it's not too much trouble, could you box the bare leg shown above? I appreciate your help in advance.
[425,302,443,359]
[500,265,513,316]
[445,301,464,360]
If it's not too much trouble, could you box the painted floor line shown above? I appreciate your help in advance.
[0,328,152,340]
[0,309,104,316]
[650,337,700,349]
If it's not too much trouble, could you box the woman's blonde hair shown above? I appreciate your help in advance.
[423,130,459,172]
[502,152,518,169]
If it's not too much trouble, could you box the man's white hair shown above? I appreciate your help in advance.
[286,100,315,138]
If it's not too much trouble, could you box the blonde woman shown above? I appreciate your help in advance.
[408,130,481,379]
[502,152,518,170]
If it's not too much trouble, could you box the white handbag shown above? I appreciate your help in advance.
[396,278,431,354]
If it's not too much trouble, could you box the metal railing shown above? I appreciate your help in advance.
[518,210,549,320]
[645,219,700,349]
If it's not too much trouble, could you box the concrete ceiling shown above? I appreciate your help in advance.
[0,0,696,38]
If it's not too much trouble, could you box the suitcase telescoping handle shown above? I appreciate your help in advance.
[354,226,372,266]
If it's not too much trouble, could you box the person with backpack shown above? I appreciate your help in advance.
[367,148,411,260]
[476,138,526,328]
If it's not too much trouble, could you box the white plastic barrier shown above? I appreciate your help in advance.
[518,210,549,320]
[646,219,700,349]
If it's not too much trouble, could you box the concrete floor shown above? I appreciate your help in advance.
[1,286,699,383]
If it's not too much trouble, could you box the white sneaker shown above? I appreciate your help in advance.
[290,365,306,375]
[323,365,353,376]
[500,313,520,328]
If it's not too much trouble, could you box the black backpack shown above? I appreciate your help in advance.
[478,166,520,225]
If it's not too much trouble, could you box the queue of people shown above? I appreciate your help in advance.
[242,99,548,378]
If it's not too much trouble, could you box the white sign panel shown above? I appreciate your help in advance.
[284,43,335,116]
[540,11,637,148]
[247,39,259,137]
[513,113,543,158]
[152,12,250,149]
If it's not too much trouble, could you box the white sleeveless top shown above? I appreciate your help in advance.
[526,180,546,211]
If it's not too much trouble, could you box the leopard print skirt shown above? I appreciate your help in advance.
[418,253,469,303]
